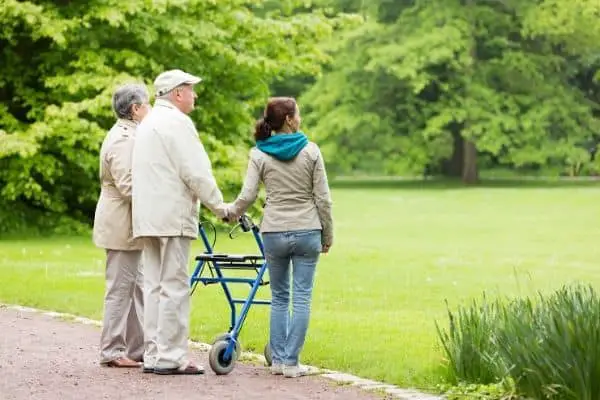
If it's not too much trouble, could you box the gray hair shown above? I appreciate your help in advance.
[112,83,149,120]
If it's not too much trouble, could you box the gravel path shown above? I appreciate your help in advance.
[0,306,386,400]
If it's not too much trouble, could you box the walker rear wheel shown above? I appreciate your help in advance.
[209,340,237,375]
[264,341,272,367]
[212,333,241,359]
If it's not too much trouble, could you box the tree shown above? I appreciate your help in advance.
[301,0,600,183]
[0,0,344,234]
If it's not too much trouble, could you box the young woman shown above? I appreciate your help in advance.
[227,97,333,378]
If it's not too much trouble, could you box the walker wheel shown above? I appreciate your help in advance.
[264,340,272,367]
[212,333,241,359]
[209,340,237,375]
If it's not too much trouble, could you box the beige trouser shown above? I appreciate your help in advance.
[142,237,192,370]
[100,249,144,363]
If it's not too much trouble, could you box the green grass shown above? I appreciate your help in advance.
[1,179,600,390]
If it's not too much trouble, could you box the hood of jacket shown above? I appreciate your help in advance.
[256,132,308,161]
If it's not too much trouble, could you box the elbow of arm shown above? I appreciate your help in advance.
[116,182,133,201]
[314,192,332,210]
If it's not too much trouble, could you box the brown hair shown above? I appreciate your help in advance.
[254,97,297,141]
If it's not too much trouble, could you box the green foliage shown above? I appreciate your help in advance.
[436,381,520,400]
[3,0,600,234]
[302,0,600,179]
[437,284,600,400]
[523,0,600,56]
[436,296,507,384]
[0,0,344,234]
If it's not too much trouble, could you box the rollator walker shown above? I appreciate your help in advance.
[189,215,273,374]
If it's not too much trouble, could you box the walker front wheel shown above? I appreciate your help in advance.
[209,340,237,375]
[264,341,272,366]
[211,333,241,359]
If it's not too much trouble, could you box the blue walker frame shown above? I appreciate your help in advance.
[189,215,272,375]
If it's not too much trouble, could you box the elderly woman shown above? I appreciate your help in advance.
[93,83,151,368]
[227,97,333,378]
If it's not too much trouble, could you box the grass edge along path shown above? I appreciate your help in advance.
[1,303,442,400]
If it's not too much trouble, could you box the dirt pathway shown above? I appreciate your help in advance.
[0,306,385,400]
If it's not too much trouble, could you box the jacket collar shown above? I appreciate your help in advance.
[116,118,139,129]
[154,99,177,110]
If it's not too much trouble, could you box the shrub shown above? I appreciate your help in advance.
[435,296,508,385]
[437,284,600,400]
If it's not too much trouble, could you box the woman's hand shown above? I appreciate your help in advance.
[221,203,238,224]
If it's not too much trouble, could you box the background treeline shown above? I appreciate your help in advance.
[1,0,598,234]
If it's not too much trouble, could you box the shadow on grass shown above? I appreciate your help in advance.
[330,176,600,190]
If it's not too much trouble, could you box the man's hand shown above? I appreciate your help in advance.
[220,203,236,224]
[322,244,331,254]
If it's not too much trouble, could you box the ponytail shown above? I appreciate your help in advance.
[254,117,272,141]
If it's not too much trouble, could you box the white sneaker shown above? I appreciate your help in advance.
[270,363,283,375]
[283,364,310,378]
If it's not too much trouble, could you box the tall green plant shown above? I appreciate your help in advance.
[437,284,600,399]
[436,296,507,384]
[495,286,600,400]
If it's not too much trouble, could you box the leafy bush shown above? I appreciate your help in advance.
[437,284,600,400]
[0,200,90,238]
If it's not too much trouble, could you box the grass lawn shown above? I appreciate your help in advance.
[1,179,599,390]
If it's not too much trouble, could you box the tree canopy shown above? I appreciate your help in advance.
[0,0,346,234]
[301,0,600,182]
[1,0,599,235]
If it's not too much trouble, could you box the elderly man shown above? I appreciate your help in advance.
[132,69,228,375]
[93,83,151,368]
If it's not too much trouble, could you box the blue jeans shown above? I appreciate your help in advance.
[262,229,321,366]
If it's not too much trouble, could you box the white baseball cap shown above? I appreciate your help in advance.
[154,69,202,97]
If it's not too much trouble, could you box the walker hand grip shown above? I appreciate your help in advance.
[239,215,253,232]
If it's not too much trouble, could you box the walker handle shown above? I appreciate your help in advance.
[238,214,254,232]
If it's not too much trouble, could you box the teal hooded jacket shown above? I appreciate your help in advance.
[256,132,308,161]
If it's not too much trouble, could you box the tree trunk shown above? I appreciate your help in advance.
[461,139,478,184]
[442,127,464,177]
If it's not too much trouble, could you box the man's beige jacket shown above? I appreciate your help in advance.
[131,99,226,239]
[93,119,143,251]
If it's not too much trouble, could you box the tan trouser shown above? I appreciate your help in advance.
[100,249,144,363]
[142,237,192,370]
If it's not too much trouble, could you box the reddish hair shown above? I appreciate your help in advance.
[254,97,297,141]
